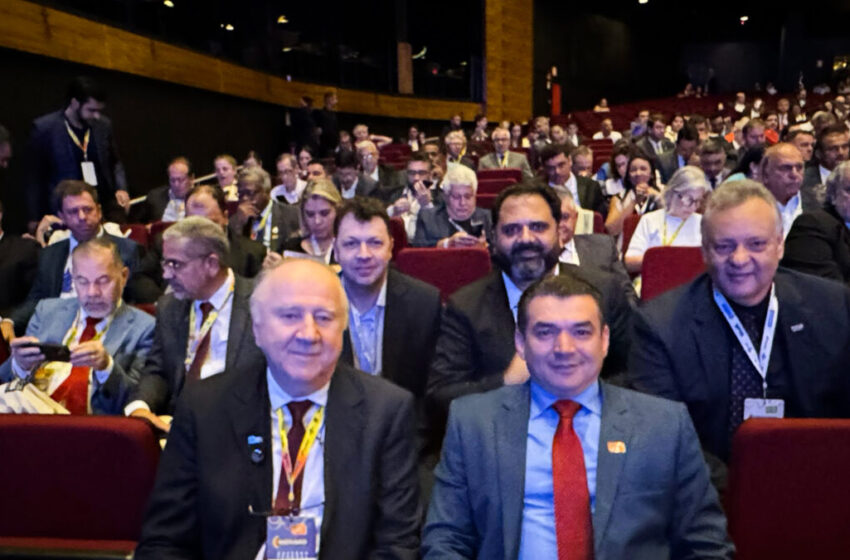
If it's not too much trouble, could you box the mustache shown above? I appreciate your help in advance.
[510,241,545,257]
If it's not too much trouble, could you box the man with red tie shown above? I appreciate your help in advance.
[2,237,154,414]
[422,274,733,558]
[125,216,264,431]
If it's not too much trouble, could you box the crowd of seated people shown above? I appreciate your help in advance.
[5,74,850,558]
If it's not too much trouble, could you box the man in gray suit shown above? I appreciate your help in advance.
[558,196,630,285]
[423,274,732,559]
[3,238,155,415]
[229,167,301,250]
[478,127,535,181]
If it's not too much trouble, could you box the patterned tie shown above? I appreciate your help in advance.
[553,400,594,560]
[728,309,766,438]
[186,301,214,382]
[50,316,101,415]
[274,400,313,513]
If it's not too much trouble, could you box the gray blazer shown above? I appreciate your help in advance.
[0,297,155,415]
[478,151,535,181]
[412,205,492,247]
[423,382,733,559]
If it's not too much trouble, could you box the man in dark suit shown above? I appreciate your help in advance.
[657,124,700,183]
[3,238,154,415]
[477,127,535,181]
[135,259,420,559]
[131,156,193,224]
[332,150,379,199]
[783,160,850,285]
[635,112,676,156]
[0,199,39,319]
[801,124,849,199]
[25,76,129,226]
[413,164,492,248]
[538,144,606,215]
[760,143,819,238]
[428,184,635,429]
[125,216,265,432]
[229,166,301,250]
[6,181,142,336]
[444,131,476,171]
[629,180,850,488]
[698,138,733,189]
[357,140,403,191]
[423,274,732,558]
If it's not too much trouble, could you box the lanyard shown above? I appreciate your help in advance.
[62,308,114,346]
[713,285,779,397]
[499,151,509,168]
[184,280,235,371]
[276,405,325,504]
[252,203,272,242]
[64,121,90,161]
[662,212,690,246]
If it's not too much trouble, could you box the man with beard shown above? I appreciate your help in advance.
[427,183,635,433]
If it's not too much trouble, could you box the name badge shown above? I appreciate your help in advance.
[743,398,785,420]
[266,515,318,559]
[81,161,98,186]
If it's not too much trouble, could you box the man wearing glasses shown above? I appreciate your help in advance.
[125,216,264,432]
[230,167,301,250]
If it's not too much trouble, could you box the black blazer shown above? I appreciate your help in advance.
[332,174,380,198]
[427,264,636,421]
[135,362,420,560]
[783,204,850,285]
[629,269,850,465]
[411,206,492,247]
[576,175,608,215]
[0,233,40,317]
[131,274,265,414]
[230,200,302,250]
[635,136,674,156]
[131,185,171,224]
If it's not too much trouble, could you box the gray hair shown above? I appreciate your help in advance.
[163,216,230,262]
[237,166,272,193]
[663,166,711,207]
[441,164,478,195]
[72,237,124,270]
[825,161,850,204]
[701,179,783,243]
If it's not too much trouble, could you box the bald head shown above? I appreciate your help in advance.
[760,143,804,205]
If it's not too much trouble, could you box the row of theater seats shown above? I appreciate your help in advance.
[1,414,846,559]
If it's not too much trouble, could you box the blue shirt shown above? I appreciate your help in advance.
[501,272,523,324]
[344,276,387,375]
[518,380,602,559]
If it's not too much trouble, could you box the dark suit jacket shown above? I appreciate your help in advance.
[427,265,636,422]
[629,269,850,465]
[25,110,127,221]
[131,185,171,224]
[135,362,420,560]
[422,382,733,559]
[783,203,850,285]
[800,164,827,209]
[9,233,141,334]
[635,136,675,156]
[575,175,607,215]
[0,233,40,317]
[332,174,380,198]
[131,274,265,414]
[412,206,492,247]
[657,150,684,184]
[574,233,631,284]
[230,200,302,249]
[477,151,535,181]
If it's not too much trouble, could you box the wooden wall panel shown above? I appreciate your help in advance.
[484,0,534,123]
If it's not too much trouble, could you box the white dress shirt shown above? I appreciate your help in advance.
[550,173,580,206]
[344,276,387,376]
[625,209,703,258]
[558,238,581,266]
[777,194,803,239]
[340,178,359,200]
[820,165,832,186]
[591,131,622,142]
[161,192,186,222]
[271,179,307,205]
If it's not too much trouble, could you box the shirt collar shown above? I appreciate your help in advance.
[501,271,524,320]
[820,164,832,184]
[203,268,235,309]
[777,192,801,213]
[342,273,388,316]
[529,379,602,419]
[267,368,331,413]
[70,226,104,249]
[341,178,359,197]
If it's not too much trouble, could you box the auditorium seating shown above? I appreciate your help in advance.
[621,213,641,256]
[593,211,604,234]
[0,415,160,558]
[388,217,408,260]
[476,193,497,209]
[379,143,412,170]
[149,220,175,240]
[121,223,149,248]
[727,418,850,559]
[640,246,705,301]
[476,168,523,184]
[477,177,519,194]
[394,247,491,301]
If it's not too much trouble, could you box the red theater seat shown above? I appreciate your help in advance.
[476,168,523,184]
[0,415,160,558]
[639,246,705,300]
[148,220,175,239]
[394,247,491,301]
[477,177,518,194]
[620,213,641,256]
[388,217,408,260]
[476,193,497,209]
[593,211,604,234]
[727,418,850,559]
[121,223,149,248]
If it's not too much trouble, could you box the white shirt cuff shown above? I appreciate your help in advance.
[124,400,151,416]
[93,354,114,385]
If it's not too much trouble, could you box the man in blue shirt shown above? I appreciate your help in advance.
[423,274,733,559]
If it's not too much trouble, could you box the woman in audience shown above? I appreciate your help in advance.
[297,145,314,180]
[593,98,611,112]
[214,154,238,201]
[725,145,765,183]
[277,178,341,264]
[665,113,685,143]
[602,141,633,198]
[624,166,710,274]
[470,114,489,143]
[510,123,529,149]
[413,164,491,248]
[605,150,662,242]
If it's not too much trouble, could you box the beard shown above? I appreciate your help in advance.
[492,240,560,285]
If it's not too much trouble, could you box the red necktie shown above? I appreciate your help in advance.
[553,399,593,560]
[51,316,101,415]
[186,301,214,381]
[274,400,313,513]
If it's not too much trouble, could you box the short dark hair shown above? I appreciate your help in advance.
[649,112,666,126]
[307,159,325,168]
[698,138,727,156]
[609,140,636,181]
[333,196,392,237]
[818,123,849,145]
[517,273,605,334]
[538,143,572,165]
[66,76,106,106]
[622,151,659,192]
[743,119,766,135]
[169,156,193,175]
[334,150,359,170]
[54,180,99,208]
[677,124,699,144]
[407,152,431,167]
[491,182,561,228]
[186,184,227,213]
[787,129,814,143]
[0,124,9,145]
[689,114,708,127]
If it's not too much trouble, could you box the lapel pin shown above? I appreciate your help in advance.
[247,435,263,445]
[251,447,264,463]
[790,323,804,333]
[607,441,626,454]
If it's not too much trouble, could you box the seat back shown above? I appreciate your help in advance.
[592,211,605,234]
[148,220,175,239]
[476,177,519,194]
[727,418,850,559]
[394,247,491,301]
[388,217,408,260]
[476,193,498,209]
[0,415,160,541]
[620,212,641,256]
[640,246,705,300]
[476,167,523,183]
[121,224,149,248]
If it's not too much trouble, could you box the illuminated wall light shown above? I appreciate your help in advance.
[224,23,234,31]
[277,15,288,24]
[638,0,649,4]
[163,0,174,7]
[282,47,293,53]
[740,15,749,24]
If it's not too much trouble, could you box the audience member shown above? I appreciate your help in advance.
[126,216,265,430]
[470,114,489,143]
[413,164,491,248]
[405,125,421,152]
[593,97,611,112]
[306,159,328,180]
[135,259,420,559]
[558,196,630,284]
[277,179,342,264]
[0,199,39,322]
[570,145,594,179]
[336,129,353,154]
[444,131,475,170]
[539,144,606,214]
[630,108,651,137]
[423,274,732,559]
[313,91,339,157]
[2,238,154,415]
[25,76,129,226]
[242,150,262,169]
[629,180,850,489]
[386,153,439,240]
[353,123,392,148]
[777,97,791,130]
[356,140,401,190]
[291,95,319,153]
[297,146,314,180]
[636,113,675,155]
[725,145,765,183]
[699,139,731,188]
[803,124,850,192]
[740,118,767,159]
[441,113,464,141]
[759,143,812,237]
[565,121,583,147]
[665,113,685,143]
[601,141,632,197]
[787,129,815,163]
[510,122,528,149]
[230,167,301,250]
[549,124,572,152]
[658,124,699,183]
[591,118,622,142]
[333,150,379,199]
[133,157,193,223]
[270,153,307,205]
[477,127,534,180]
[605,151,662,239]
[214,154,238,201]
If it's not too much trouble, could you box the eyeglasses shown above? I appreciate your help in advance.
[675,192,703,207]
[161,255,209,272]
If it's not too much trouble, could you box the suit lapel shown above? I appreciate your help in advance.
[49,241,71,296]
[101,302,133,355]
[593,383,634,551]
[691,280,729,405]
[226,276,252,371]
[381,271,407,382]
[494,384,529,559]
[773,272,811,395]
[171,298,191,395]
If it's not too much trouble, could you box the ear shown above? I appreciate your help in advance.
[514,327,526,362]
